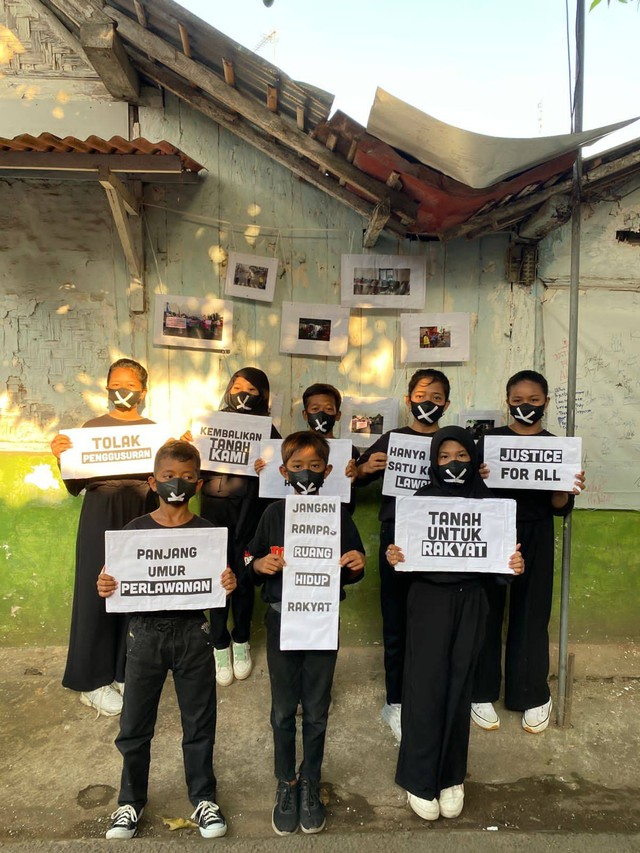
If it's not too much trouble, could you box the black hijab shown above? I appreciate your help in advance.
[419,425,491,499]
[221,366,271,416]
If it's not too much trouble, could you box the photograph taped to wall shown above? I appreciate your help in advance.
[341,253,427,308]
[153,294,233,352]
[459,409,503,441]
[341,395,399,449]
[401,312,470,363]
[280,301,350,356]
[225,252,279,303]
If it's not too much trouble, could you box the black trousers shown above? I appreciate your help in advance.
[115,615,217,811]
[265,607,337,782]
[379,521,411,704]
[472,519,554,711]
[396,581,488,801]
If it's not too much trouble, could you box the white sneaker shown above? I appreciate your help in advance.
[105,804,142,839]
[112,681,125,697]
[471,702,500,731]
[380,702,402,742]
[407,791,439,820]
[213,647,234,687]
[522,697,553,733]
[232,641,253,680]
[439,784,464,818]
[80,685,122,717]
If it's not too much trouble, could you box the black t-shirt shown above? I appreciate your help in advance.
[247,500,365,604]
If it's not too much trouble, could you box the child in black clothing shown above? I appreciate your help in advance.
[248,432,365,836]
[97,440,236,840]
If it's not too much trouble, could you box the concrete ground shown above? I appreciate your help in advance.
[1,641,639,850]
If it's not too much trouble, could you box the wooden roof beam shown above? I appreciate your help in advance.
[363,198,391,248]
[133,0,147,28]
[178,23,191,58]
[80,21,141,103]
[267,84,279,113]
[98,167,139,216]
[0,152,185,173]
[222,58,236,87]
[99,172,143,281]
[24,0,92,67]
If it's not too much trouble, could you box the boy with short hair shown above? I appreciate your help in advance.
[97,440,236,840]
[248,432,365,835]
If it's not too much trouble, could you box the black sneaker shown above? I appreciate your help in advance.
[105,804,143,839]
[299,777,326,834]
[272,780,299,836]
[190,800,227,838]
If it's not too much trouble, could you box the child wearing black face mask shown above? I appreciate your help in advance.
[247,432,365,836]
[471,371,585,735]
[385,426,524,822]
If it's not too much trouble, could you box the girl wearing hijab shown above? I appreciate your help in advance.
[385,426,524,821]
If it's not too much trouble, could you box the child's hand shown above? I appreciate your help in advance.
[221,566,237,596]
[97,567,117,598]
[359,452,387,476]
[180,430,193,443]
[345,458,357,483]
[254,553,285,575]
[255,457,266,474]
[340,550,365,574]
[572,470,586,495]
[479,462,490,480]
[384,545,405,567]
[509,543,524,575]
[50,433,72,459]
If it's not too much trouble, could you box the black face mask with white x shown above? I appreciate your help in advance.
[155,477,198,505]
[286,469,325,495]
[437,460,472,486]
[306,411,336,435]
[229,392,261,413]
[108,388,142,411]
[510,403,545,426]
[411,400,446,425]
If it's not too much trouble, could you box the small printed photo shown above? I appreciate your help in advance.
[464,418,496,440]
[225,252,279,303]
[419,325,451,349]
[232,262,269,291]
[350,413,385,436]
[353,266,411,296]
[162,301,224,341]
[298,317,332,341]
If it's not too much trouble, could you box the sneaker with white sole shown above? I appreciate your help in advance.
[80,685,123,717]
[522,697,553,733]
[439,784,464,818]
[105,804,142,839]
[471,702,500,731]
[190,800,227,838]
[112,681,125,697]
[380,702,402,741]
[232,641,253,680]
[213,647,234,687]
[272,780,299,836]
[407,791,439,820]
[299,777,326,834]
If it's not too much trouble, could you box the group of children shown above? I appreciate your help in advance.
[53,361,584,838]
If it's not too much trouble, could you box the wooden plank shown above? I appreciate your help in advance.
[325,132,338,152]
[0,168,200,183]
[386,171,402,189]
[24,0,93,68]
[346,138,358,163]
[133,0,147,28]
[98,167,139,216]
[101,180,142,279]
[105,7,417,224]
[222,58,236,87]
[0,152,185,173]
[267,84,278,113]
[41,0,111,30]
[80,22,141,102]
[178,23,191,58]
[296,106,305,131]
[362,197,391,248]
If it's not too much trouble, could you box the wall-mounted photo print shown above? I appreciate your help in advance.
[224,252,279,303]
[400,312,470,363]
[341,253,426,308]
[280,302,350,356]
[341,396,399,449]
[459,410,503,441]
[153,294,233,352]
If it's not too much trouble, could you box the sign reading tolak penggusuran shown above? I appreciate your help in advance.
[59,424,170,479]
[483,436,582,492]
[280,496,341,650]
[395,496,517,574]
[191,411,272,476]
[104,528,228,613]
[382,433,431,497]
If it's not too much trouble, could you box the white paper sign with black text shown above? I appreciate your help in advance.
[395,496,517,573]
[280,496,341,650]
[60,424,170,479]
[104,527,228,613]
[191,411,272,476]
[483,436,582,492]
[382,433,431,496]
[258,439,352,502]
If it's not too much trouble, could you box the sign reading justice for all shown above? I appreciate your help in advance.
[483,435,582,492]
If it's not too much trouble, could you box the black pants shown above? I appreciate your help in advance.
[265,607,337,782]
[473,519,554,711]
[115,615,217,811]
[379,521,411,704]
[396,581,487,801]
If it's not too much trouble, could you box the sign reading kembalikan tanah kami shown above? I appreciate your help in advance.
[59,424,171,479]
[483,436,582,492]
[395,496,517,574]
[191,411,272,476]
[280,495,341,650]
[104,528,228,613]
[382,433,431,497]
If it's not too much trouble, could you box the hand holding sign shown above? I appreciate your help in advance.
[509,544,525,575]
[358,451,387,477]
[50,433,72,459]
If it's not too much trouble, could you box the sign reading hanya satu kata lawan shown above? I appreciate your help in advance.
[104,527,228,613]
[395,496,517,574]
[483,436,582,492]
[258,438,352,502]
[280,495,341,650]
[191,411,272,476]
[382,433,431,497]
[60,424,170,479]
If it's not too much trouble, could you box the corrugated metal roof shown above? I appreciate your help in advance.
[0,133,204,171]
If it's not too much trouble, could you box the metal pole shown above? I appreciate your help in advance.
[557,0,585,727]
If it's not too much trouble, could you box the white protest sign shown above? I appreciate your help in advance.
[191,411,272,476]
[258,439,352,502]
[104,527,228,613]
[382,433,431,497]
[280,495,342,650]
[395,496,517,574]
[483,436,582,492]
[59,424,170,479]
